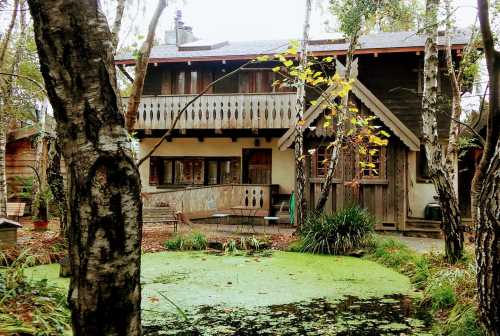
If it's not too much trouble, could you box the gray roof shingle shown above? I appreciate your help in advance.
[115,30,471,63]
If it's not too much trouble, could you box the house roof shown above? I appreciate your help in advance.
[278,62,421,151]
[115,30,470,64]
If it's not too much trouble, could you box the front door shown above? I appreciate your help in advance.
[243,149,272,184]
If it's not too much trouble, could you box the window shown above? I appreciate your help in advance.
[357,146,386,179]
[150,157,240,186]
[173,71,186,94]
[311,146,331,177]
[189,71,198,94]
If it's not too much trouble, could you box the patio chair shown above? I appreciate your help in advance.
[263,201,285,234]
[208,199,230,230]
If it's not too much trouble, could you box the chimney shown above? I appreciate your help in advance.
[165,10,198,46]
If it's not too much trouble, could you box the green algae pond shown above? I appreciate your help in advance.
[25,251,431,335]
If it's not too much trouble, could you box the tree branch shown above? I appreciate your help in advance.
[125,0,166,131]
[111,0,126,50]
[117,64,133,83]
[0,71,47,95]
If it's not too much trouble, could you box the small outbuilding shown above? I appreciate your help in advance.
[0,218,22,247]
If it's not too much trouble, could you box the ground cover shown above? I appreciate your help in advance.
[24,251,429,335]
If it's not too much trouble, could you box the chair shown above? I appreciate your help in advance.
[208,199,230,230]
[142,205,179,232]
[264,201,285,234]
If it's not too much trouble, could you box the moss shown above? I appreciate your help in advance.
[26,251,412,312]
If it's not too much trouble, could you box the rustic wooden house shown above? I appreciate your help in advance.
[115,17,470,234]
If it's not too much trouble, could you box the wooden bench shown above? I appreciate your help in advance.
[142,207,179,232]
[7,202,26,221]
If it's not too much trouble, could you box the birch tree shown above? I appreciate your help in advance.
[294,0,312,229]
[421,0,464,263]
[28,1,143,335]
[475,0,500,333]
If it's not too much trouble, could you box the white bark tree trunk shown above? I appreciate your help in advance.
[294,0,312,229]
[421,0,464,263]
[28,0,143,334]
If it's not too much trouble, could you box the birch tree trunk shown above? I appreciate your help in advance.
[111,0,126,50]
[475,1,500,334]
[294,0,312,229]
[28,1,143,335]
[315,34,358,212]
[421,0,463,263]
[0,0,24,218]
[47,137,67,238]
[0,127,7,217]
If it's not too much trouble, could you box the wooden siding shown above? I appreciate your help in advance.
[307,137,407,231]
[125,93,296,130]
[357,53,452,138]
[6,138,35,201]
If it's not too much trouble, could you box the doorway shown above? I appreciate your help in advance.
[242,149,272,184]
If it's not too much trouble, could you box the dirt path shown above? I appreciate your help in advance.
[380,234,445,253]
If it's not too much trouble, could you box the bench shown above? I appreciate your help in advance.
[7,202,26,221]
[142,206,179,232]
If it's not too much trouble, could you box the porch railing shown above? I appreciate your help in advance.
[142,184,278,219]
[123,93,296,130]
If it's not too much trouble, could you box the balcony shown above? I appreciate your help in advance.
[124,93,296,130]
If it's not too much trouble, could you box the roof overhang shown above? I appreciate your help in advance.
[115,44,467,66]
[278,62,420,151]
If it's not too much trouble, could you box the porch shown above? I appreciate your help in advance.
[142,184,283,220]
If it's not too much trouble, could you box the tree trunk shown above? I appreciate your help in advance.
[315,33,358,212]
[294,0,312,229]
[421,0,463,263]
[47,137,67,238]
[111,0,126,50]
[28,1,143,335]
[0,126,7,217]
[0,0,19,68]
[125,0,166,131]
[476,1,500,334]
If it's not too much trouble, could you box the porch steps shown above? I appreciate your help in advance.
[404,219,442,239]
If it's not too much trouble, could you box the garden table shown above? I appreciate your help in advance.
[231,206,259,233]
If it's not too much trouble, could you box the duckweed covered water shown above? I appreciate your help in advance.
[26,251,429,334]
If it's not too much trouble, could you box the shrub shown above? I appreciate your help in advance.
[0,252,70,334]
[223,239,239,254]
[164,232,208,251]
[189,232,208,250]
[300,206,375,255]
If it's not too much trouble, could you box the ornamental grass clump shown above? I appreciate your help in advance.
[300,206,375,255]
[0,251,70,335]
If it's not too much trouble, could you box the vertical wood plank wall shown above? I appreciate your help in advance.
[307,138,407,231]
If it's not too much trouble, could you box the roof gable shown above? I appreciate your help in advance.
[277,62,420,151]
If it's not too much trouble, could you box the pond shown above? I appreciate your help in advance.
[26,251,430,335]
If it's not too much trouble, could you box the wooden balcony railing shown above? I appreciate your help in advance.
[123,93,296,130]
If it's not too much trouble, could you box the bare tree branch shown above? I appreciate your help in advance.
[125,0,166,131]
[0,71,47,94]
[111,0,126,50]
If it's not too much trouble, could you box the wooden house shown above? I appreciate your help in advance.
[115,16,470,233]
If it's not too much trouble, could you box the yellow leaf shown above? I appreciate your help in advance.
[324,56,334,63]
[284,60,294,67]
[272,66,281,73]
[256,55,270,62]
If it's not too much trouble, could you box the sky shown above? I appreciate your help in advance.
[109,0,479,44]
